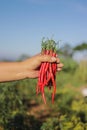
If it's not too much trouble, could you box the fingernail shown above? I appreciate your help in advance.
[51,57,56,62]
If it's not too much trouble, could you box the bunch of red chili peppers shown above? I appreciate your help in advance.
[36,38,58,104]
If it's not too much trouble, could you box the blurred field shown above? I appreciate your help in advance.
[0,43,87,130]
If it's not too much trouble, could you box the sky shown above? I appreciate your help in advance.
[0,0,87,59]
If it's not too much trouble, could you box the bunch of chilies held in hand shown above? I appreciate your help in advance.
[36,39,59,104]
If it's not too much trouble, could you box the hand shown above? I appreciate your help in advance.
[0,53,63,82]
[21,53,64,78]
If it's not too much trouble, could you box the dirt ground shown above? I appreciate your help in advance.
[27,100,51,121]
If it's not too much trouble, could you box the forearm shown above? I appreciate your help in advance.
[0,62,27,82]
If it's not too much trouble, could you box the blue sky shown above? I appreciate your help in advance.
[0,0,87,59]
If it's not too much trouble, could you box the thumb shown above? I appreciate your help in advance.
[39,55,57,62]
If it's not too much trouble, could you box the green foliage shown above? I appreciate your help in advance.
[73,43,87,51]
[40,111,87,130]
[17,54,30,61]
[40,85,87,130]
[0,82,24,129]
[74,61,87,83]
[59,43,73,57]
[71,97,87,123]
[60,57,78,73]
[7,114,41,130]
[40,117,60,130]
[0,80,41,130]
[41,37,58,52]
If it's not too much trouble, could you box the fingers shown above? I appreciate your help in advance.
[57,63,64,68]
[57,68,62,71]
[57,63,64,71]
[39,55,63,67]
[56,57,60,63]
[39,55,59,63]
[36,54,64,72]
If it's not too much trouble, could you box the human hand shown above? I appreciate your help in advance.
[21,53,64,78]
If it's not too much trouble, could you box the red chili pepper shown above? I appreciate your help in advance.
[36,38,58,104]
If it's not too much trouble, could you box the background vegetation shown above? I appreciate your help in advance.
[0,42,87,130]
